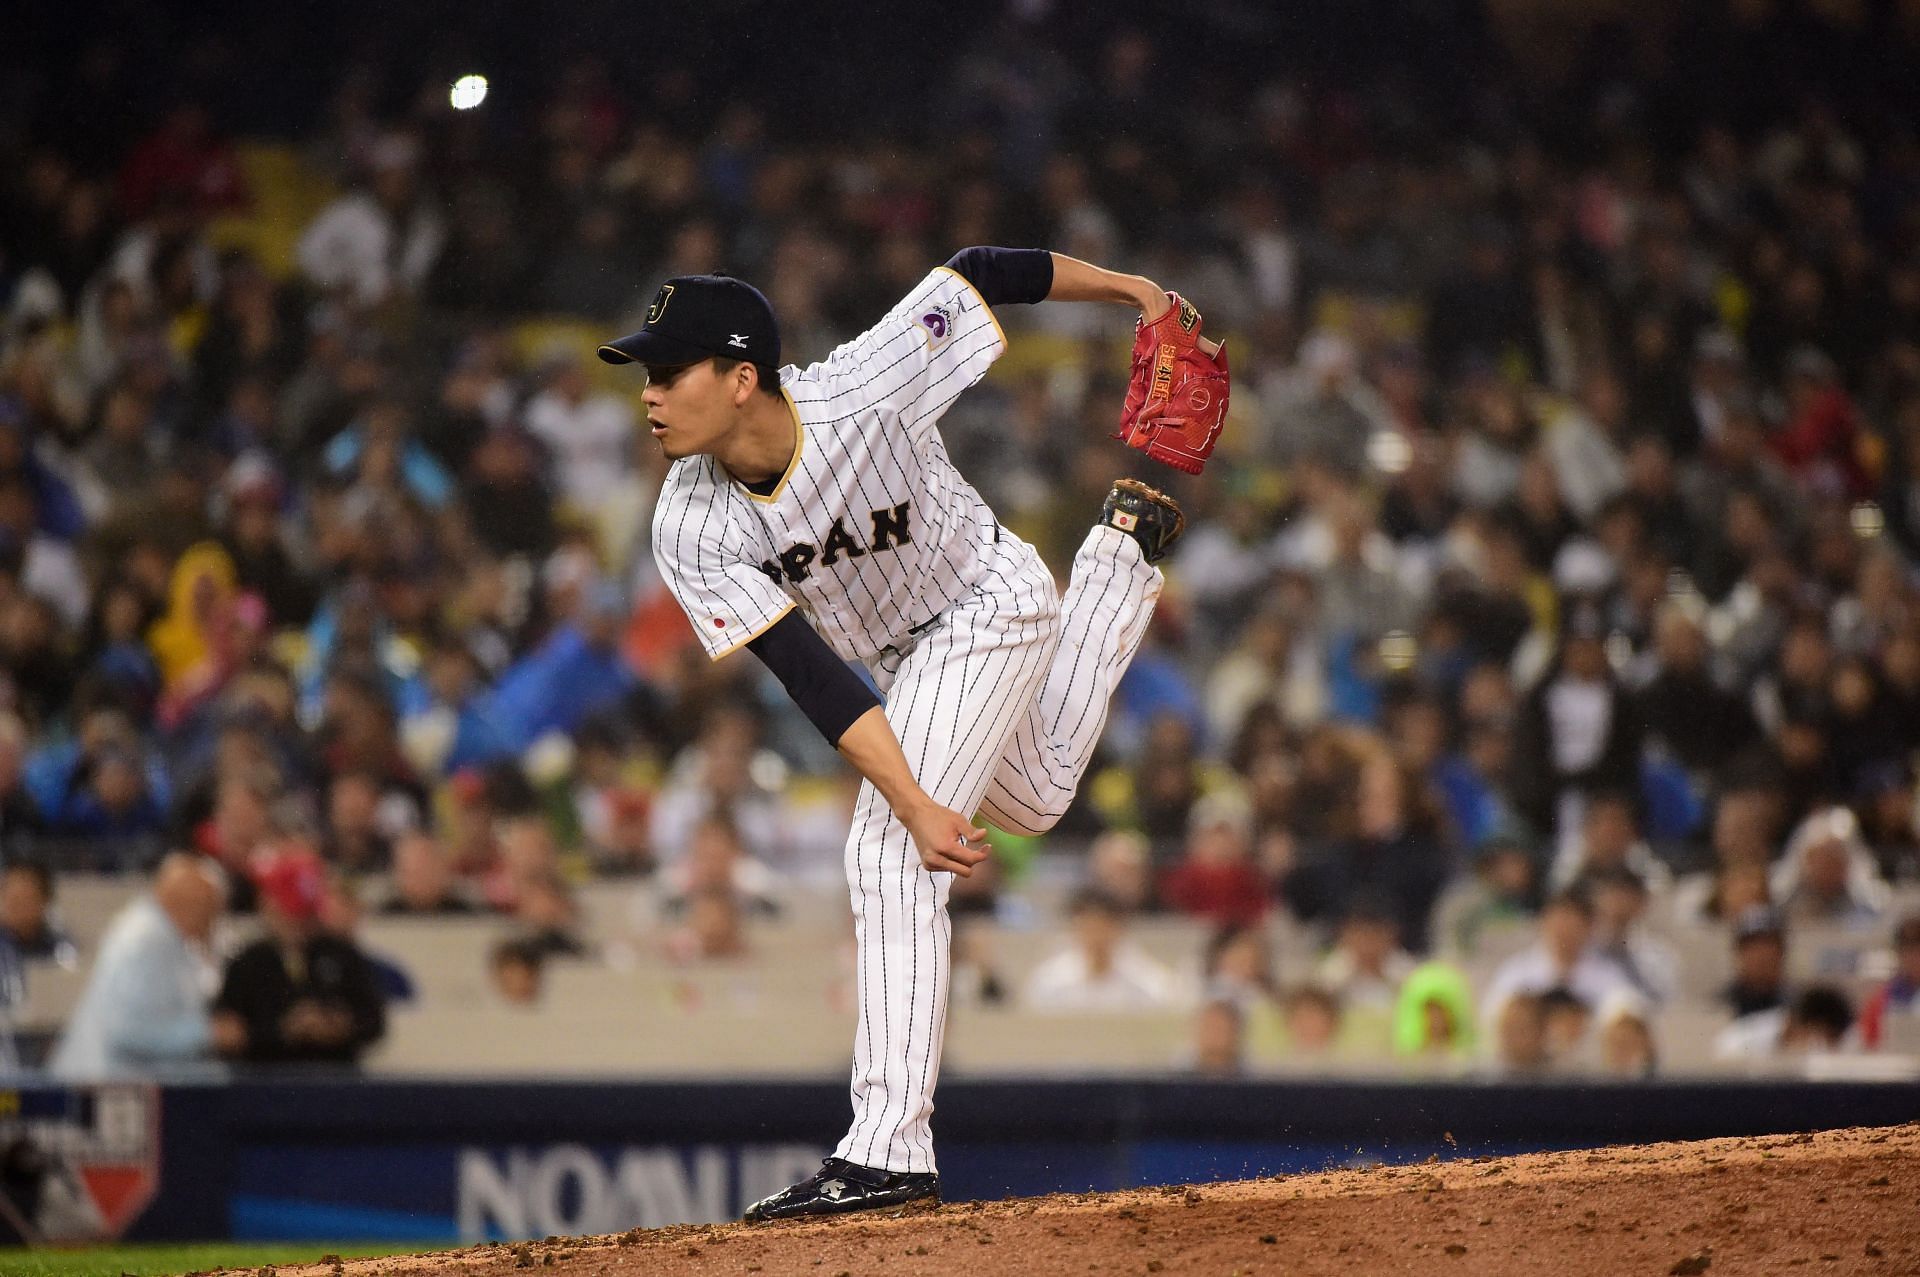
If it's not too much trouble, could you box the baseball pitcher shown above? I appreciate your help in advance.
[598,247,1228,1220]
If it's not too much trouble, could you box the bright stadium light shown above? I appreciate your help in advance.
[450,74,490,111]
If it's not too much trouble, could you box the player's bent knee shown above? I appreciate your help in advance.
[989,805,1069,838]
[978,800,1047,839]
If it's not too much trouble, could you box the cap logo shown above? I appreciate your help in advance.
[646,283,676,324]
[728,333,749,349]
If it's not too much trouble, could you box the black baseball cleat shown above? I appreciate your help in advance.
[1101,478,1186,565]
[741,1157,941,1223]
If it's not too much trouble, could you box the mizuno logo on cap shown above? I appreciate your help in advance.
[728,334,749,349]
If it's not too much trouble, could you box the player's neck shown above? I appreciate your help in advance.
[714,391,799,488]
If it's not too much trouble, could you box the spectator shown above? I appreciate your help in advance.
[1259,330,1390,474]
[320,769,394,873]
[481,814,561,914]
[1188,997,1245,1077]
[1634,604,1757,783]
[663,885,748,963]
[1430,836,1539,961]
[296,134,444,308]
[489,938,544,1006]
[571,722,654,877]
[1202,923,1276,1006]
[45,743,168,842]
[1551,790,1672,895]
[522,355,636,511]
[1538,987,1596,1071]
[1204,610,1320,746]
[1391,961,1476,1068]
[1722,907,1790,1019]
[319,873,412,1005]
[1314,902,1416,1014]
[1286,753,1449,952]
[49,853,226,1080]
[658,812,782,920]
[211,844,386,1066]
[1770,806,1891,926]
[649,705,788,869]
[0,713,44,860]
[1482,888,1634,1028]
[1486,991,1551,1077]
[1092,712,1214,856]
[1715,984,1855,1061]
[950,918,1009,1008]
[1025,889,1181,1011]
[1279,985,1342,1058]
[1596,990,1659,1078]
[1159,790,1267,928]
[0,862,76,966]
[379,832,477,915]
[1587,867,1679,1006]
[1858,913,1920,1050]
[1085,829,1155,914]
[192,771,277,911]
[1511,599,1642,842]
[513,875,590,960]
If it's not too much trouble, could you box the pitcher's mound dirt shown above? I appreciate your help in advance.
[279,1124,1918,1277]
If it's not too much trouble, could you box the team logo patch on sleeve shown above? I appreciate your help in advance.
[918,305,953,349]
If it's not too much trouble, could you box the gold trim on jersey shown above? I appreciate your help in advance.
[932,265,1008,353]
[706,598,796,661]
[741,387,806,504]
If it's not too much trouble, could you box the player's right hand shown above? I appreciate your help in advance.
[903,803,991,877]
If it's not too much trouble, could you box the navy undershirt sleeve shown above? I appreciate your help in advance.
[943,246,1054,307]
[747,610,882,745]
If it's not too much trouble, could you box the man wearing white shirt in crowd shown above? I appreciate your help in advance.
[50,854,228,1080]
[1481,886,1633,1034]
[296,134,444,309]
[1025,889,1181,1012]
[1314,901,1416,1012]
[523,354,637,511]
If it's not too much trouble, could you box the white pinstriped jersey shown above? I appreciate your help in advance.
[651,267,1008,663]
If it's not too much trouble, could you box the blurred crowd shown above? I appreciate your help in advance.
[2,0,1920,1079]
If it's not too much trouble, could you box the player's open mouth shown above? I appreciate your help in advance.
[648,418,669,435]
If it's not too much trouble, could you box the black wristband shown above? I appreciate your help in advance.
[747,610,881,745]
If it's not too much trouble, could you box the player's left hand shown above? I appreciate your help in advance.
[902,803,991,877]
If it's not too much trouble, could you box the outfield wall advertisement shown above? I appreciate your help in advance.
[3,1079,1913,1243]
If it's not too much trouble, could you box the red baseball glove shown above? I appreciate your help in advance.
[1115,292,1230,475]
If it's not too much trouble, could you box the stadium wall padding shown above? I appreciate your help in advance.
[106,1078,1920,1241]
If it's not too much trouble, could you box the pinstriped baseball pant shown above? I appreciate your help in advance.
[834,525,1161,1174]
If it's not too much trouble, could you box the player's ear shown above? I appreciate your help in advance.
[730,360,758,406]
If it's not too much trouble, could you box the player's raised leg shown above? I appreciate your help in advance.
[977,479,1184,837]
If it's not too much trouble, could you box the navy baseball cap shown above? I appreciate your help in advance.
[597,274,780,370]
